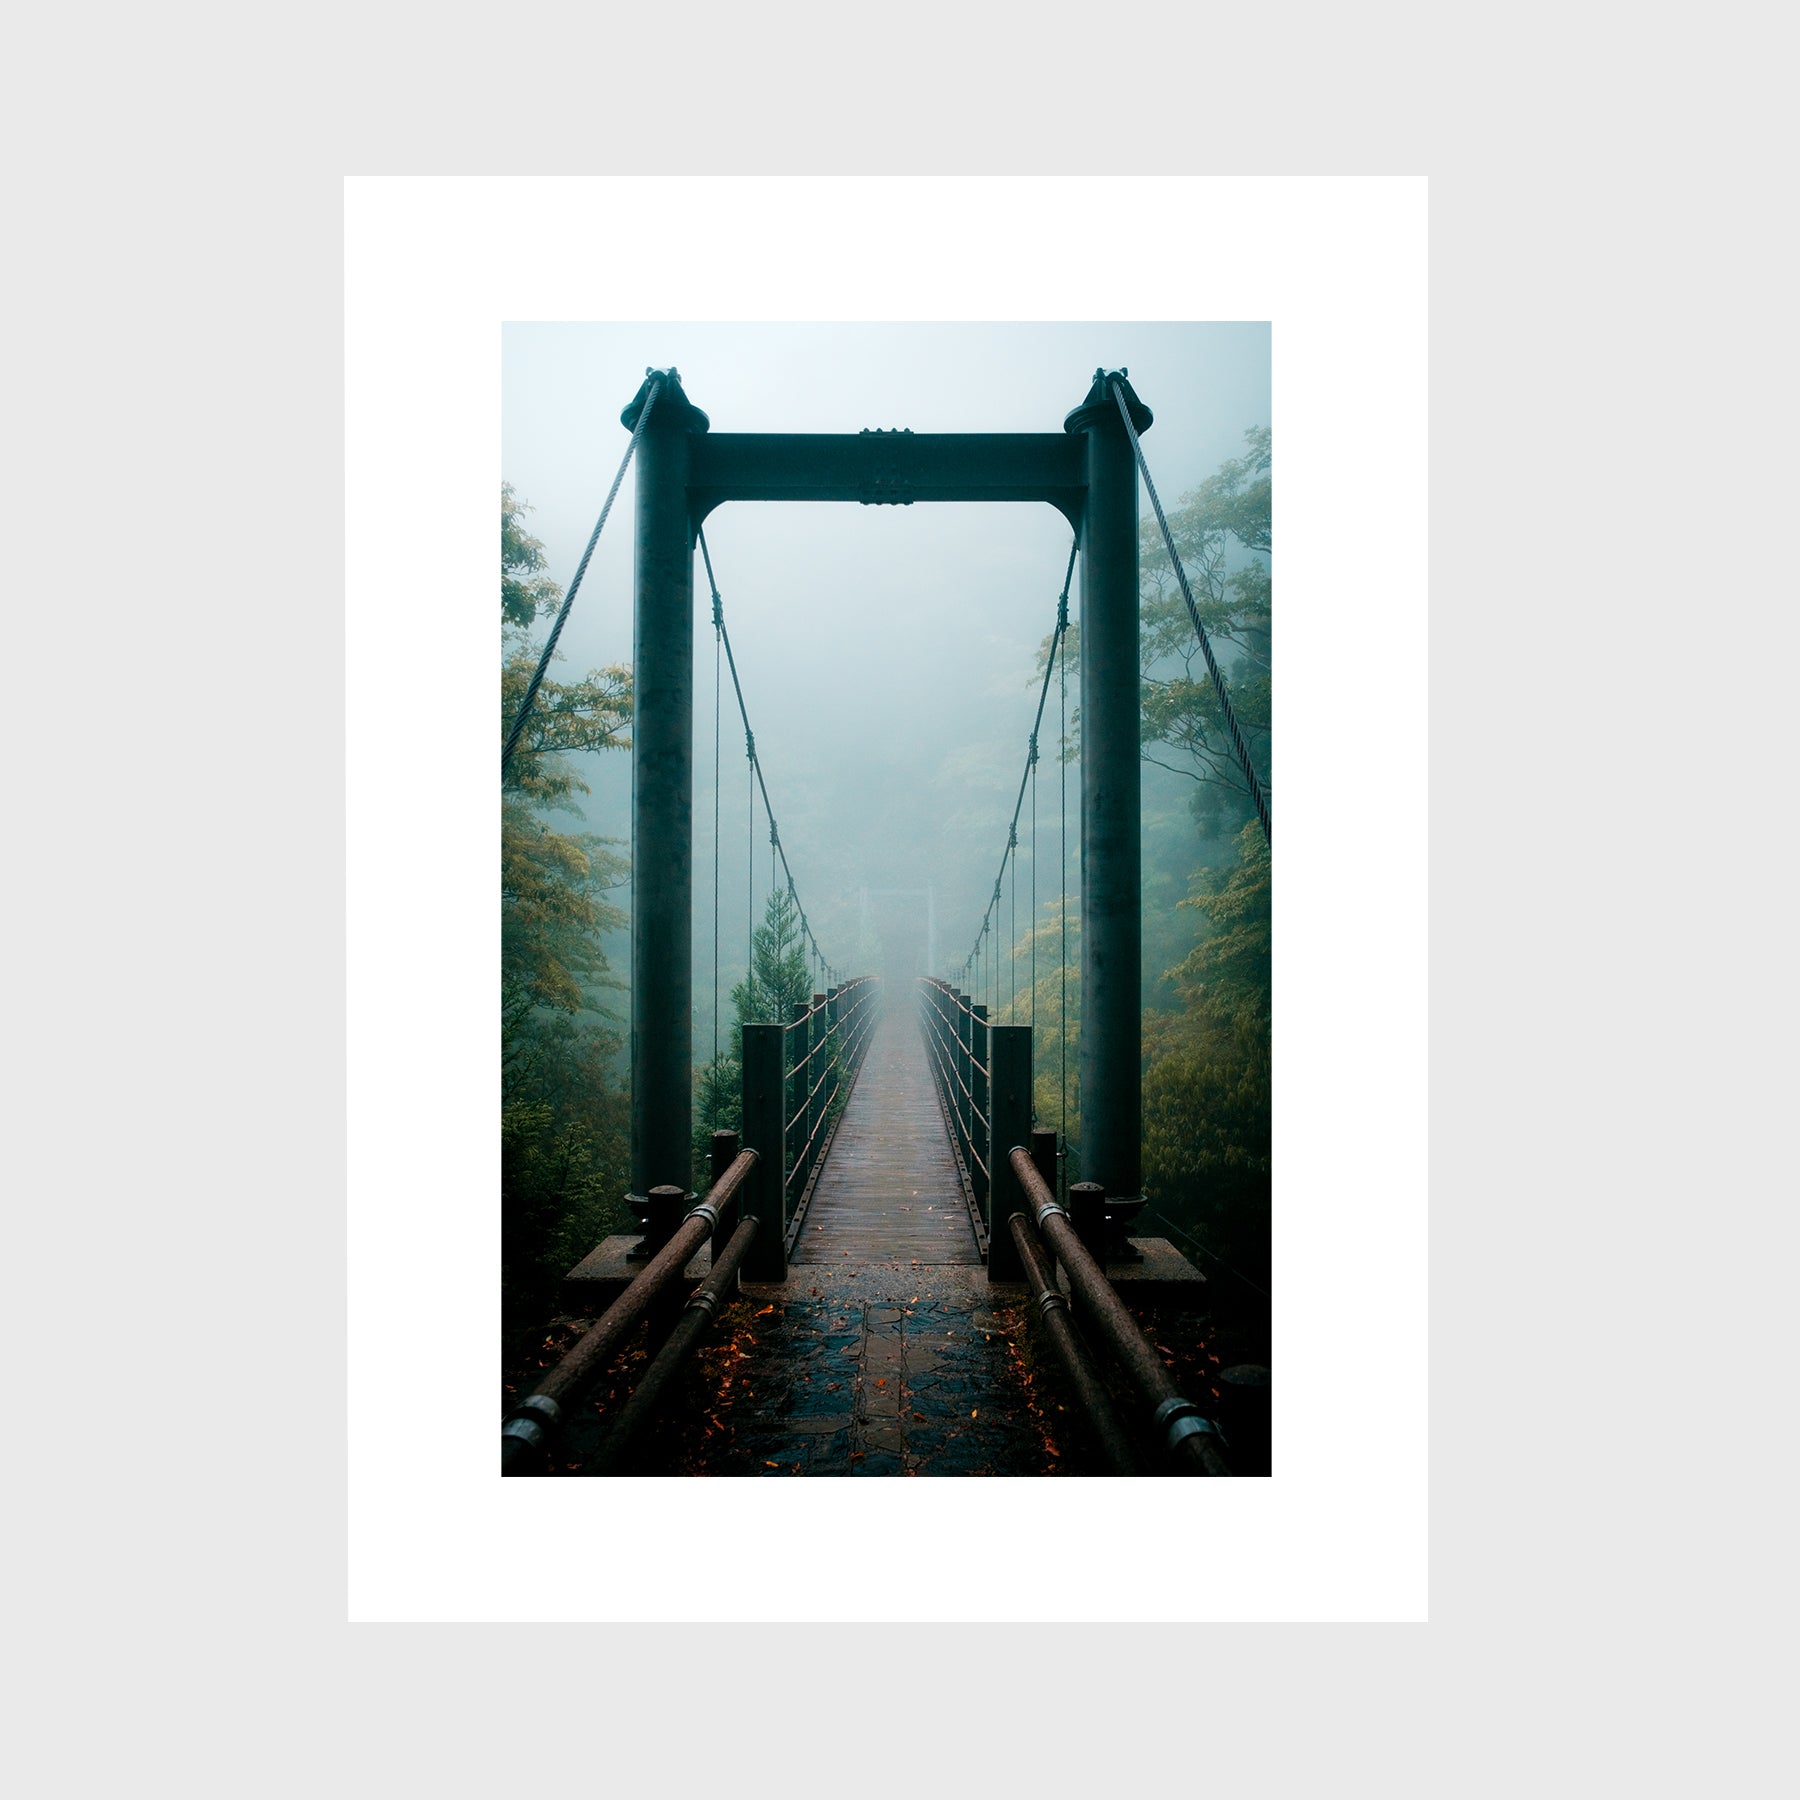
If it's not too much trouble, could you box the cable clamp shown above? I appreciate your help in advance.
[501,1392,564,1453]
[1152,1396,1223,1456]
[1036,1289,1069,1319]
[711,593,723,631]
[745,730,755,760]
[685,1286,721,1321]
[1034,1198,1069,1228]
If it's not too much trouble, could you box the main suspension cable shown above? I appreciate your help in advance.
[1109,376,1270,845]
[958,539,1078,982]
[699,526,841,986]
[502,374,661,775]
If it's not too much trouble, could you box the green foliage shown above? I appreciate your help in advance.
[1142,822,1271,1286]
[501,482,563,630]
[691,886,816,1181]
[1138,425,1272,840]
[500,483,634,1333]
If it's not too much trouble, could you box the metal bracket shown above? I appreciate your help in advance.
[501,1392,564,1455]
[1152,1396,1223,1457]
[857,427,915,505]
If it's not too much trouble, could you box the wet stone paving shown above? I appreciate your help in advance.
[642,1263,1070,1476]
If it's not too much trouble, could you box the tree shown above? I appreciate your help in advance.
[1137,426,1272,838]
[691,886,815,1179]
[1141,820,1271,1288]
[500,484,634,1336]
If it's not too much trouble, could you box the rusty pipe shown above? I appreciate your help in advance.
[1009,1146,1231,1476]
[1008,1213,1139,1475]
[580,1215,760,1476]
[501,1148,760,1474]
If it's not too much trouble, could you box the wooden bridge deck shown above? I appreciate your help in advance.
[791,1005,980,1266]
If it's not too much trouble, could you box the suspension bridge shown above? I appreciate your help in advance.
[501,368,1270,1478]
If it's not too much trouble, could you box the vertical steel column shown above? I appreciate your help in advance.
[624,369,710,1201]
[1064,369,1149,1204]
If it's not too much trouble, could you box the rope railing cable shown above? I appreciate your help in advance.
[502,375,661,775]
[698,527,840,983]
[958,539,1078,981]
[1108,376,1270,846]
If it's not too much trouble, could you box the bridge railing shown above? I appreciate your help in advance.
[501,1136,762,1475]
[915,977,1232,1475]
[741,974,881,1280]
[917,976,995,1255]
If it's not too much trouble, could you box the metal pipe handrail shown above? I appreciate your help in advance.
[1007,1212,1139,1475]
[579,1215,760,1476]
[501,1148,759,1474]
[1008,1146,1231,1476]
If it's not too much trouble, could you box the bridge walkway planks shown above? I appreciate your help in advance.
[790,1004,980,1267]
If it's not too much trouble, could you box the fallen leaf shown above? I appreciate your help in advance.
[755,1305,775,1316]
[875,1378,886,1387]
[913,1412,926,1422]
[764,1460,779,1468]
[971,1409,979,1419]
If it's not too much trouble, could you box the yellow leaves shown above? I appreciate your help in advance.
[754,1304,775,1316]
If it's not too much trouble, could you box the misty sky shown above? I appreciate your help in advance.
[502,322,1270,1048]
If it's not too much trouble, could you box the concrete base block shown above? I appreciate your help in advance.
[561,1234,712,1312]
[1056,1237,1208,1310]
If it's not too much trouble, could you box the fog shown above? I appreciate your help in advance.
[502,322,1270,1055]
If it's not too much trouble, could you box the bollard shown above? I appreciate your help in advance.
[709,1130,741,1261]
[740,1022,787,1281]
[1217,1365,1271,1476]
[1068,1182,1108,1266]
[1030,1126,1059,1199]
[646,1185,689,1346]
[986,1024,1032,1282]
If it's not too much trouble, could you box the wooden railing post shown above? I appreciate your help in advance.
[740,1023,787,1281]
[806,992,827,1186]
[971,1001,991,1220]
[987,1024,1032,1282]
[954,990,970,1168]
